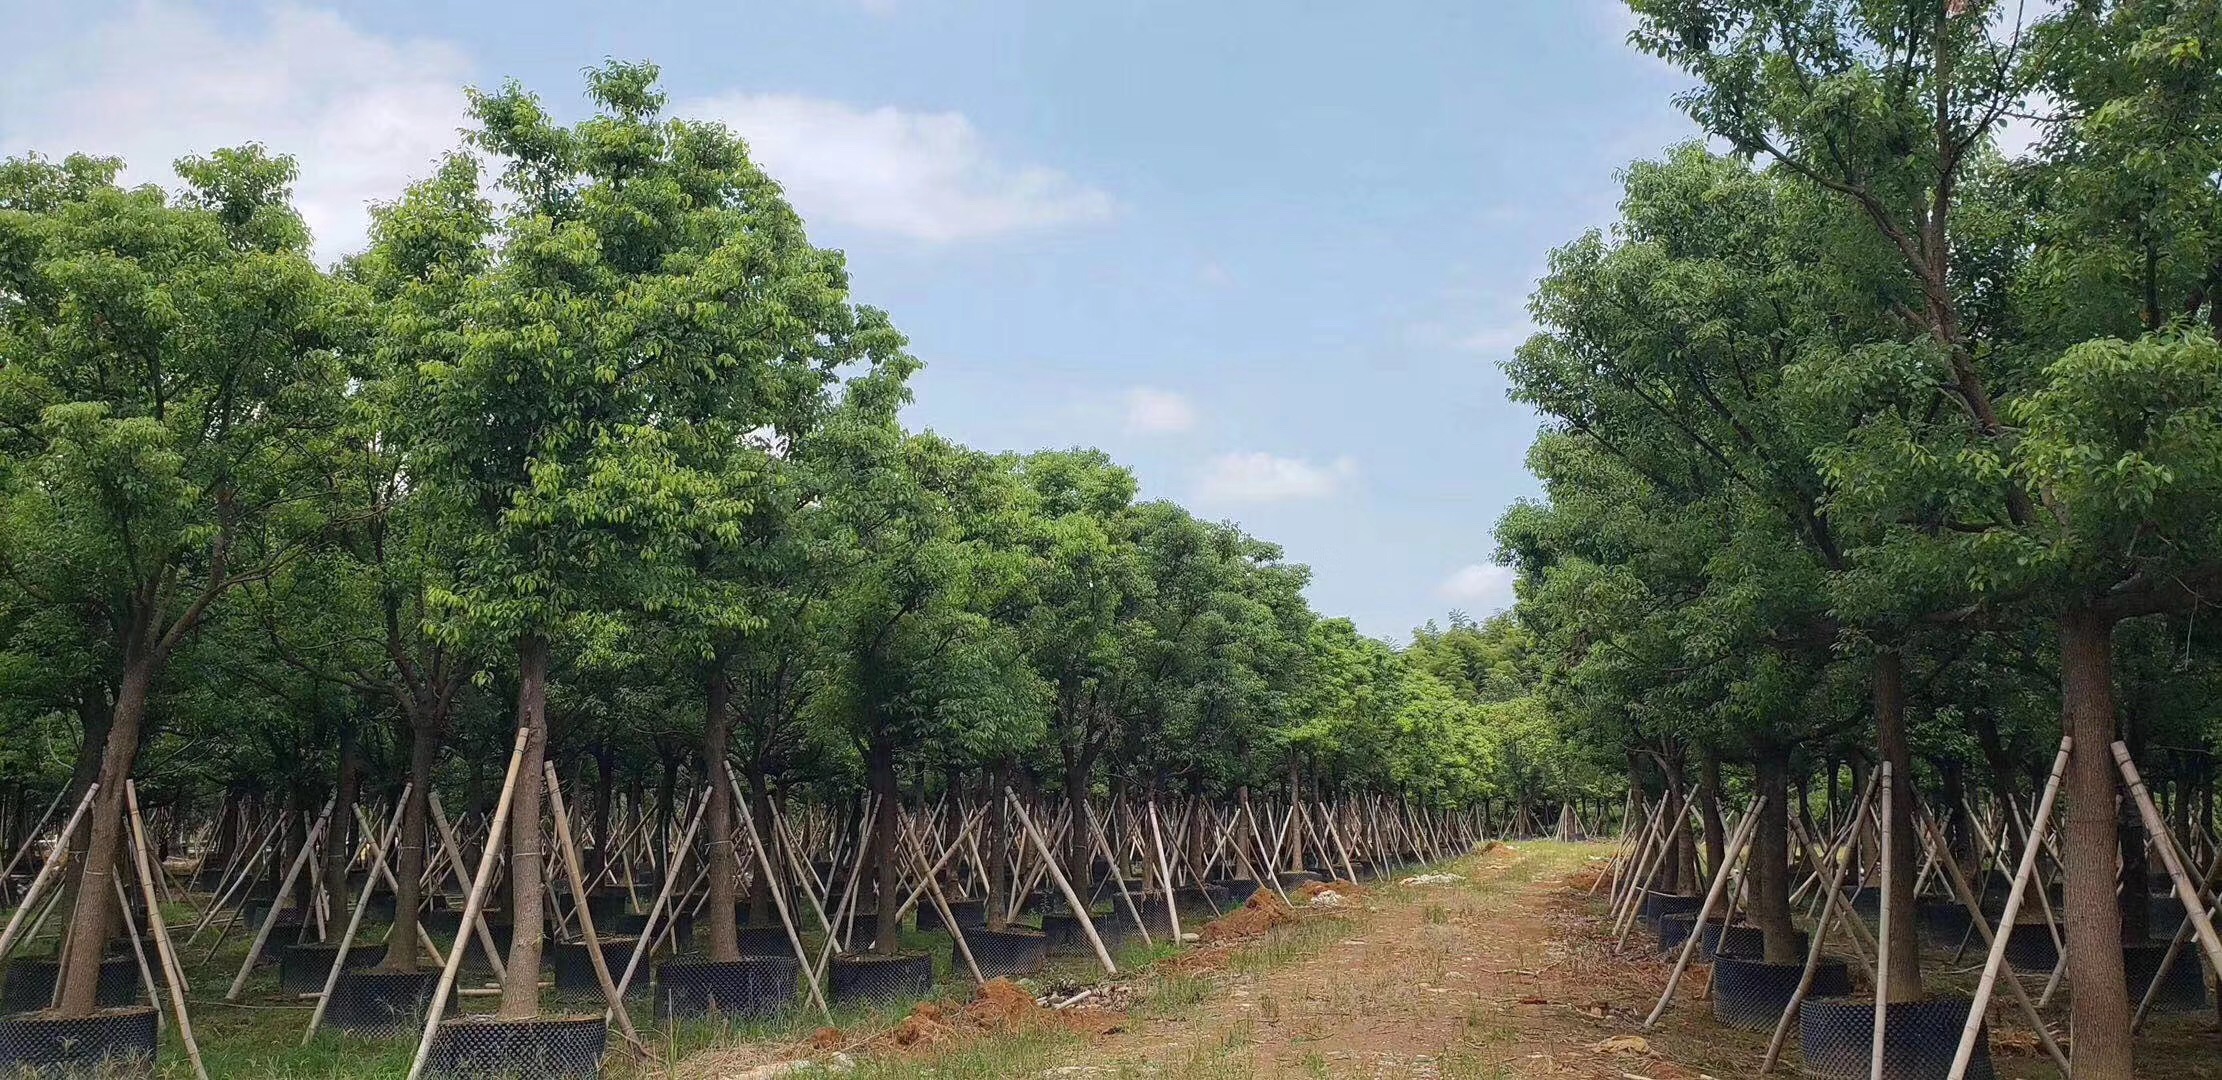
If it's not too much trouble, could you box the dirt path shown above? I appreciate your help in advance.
[1053,840,1687,1080]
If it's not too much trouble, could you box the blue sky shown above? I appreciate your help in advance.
[1,0,1699,640]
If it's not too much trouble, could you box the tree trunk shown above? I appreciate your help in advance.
[1064,758,1094,902]
[322,721,364,940]
[985,763,1011,931]
[703,668,740,962]
[1286,760,1305,872]
[745,764,774,928]
[1698,750,1726,880]
[868,732,900,957]
[591,744,615,879]
[383,715,441,972]
[2058,606,2133,1076]
[497,633,550,1020]
[1752,751,1796,964]
[1872,649,1923,1001]
[53,652,153,1017]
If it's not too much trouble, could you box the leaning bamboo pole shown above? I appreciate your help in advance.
[0,784,97,963]
[1642,798,1762,1030]
[404,726,531,1080]
[303,784,412,1043]
[1949,738,2071,1080]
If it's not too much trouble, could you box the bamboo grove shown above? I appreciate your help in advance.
[0,62,1596,1076]
[1504,2,2222,1077]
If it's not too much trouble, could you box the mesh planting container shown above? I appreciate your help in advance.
[915,898,988,932]
[278,943,382,994]
[1712,926,1807,962]
[550,937,642,999]
[653,957,799,1020]
[423,1015,606,1080]
[583,891,629,925]
[1797,996,1991,1080]
[604,911,692,953]
[1040,912,1117,956]
[2123,940,2210,1013]
[1655,912,1739,957]
[322,969,449,1039]
[1913,902,1972,948]
[0,1004,157,1079]
[737,924,800,956]
[827,953,934,1008]
[1711,954,1852,1031]
[1,958,139,1015]
[1999,922,2058,971]
[959,928,1046,978]
[2147,895,2187,937]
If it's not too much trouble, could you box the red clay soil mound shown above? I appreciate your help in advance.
[1294,880,1365,901]
[886,978,1049,1048]
[1199,889,1299,942]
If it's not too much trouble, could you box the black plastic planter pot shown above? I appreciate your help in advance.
[1999,922,2058,971]
[551,937,642,998]
[1913,902,1972,948]
[1846,889,1883,923]
[605,910,692,952]
[1639,892,1703,927]
[653,957,799,1019]
[323,969,449,1038]
[1711,955,1852,1031]
[1655,912,1738,956]
[1797,996,1991,1080]
[278,943,381,994]
[424,1015,607,1080]
[2123,940,2210,1013]
[960,928,1046,978]
[1276,870,1324,890]
[1,958,139,1014]
[916,898,988,932]
[584,891,629,925]
[827,953,934,1008]
[1040,912,1115,956]
[2148,895,2187,937]
[1711,926,1807,962]
[738,924,800,955]
[0,1005,158,1078]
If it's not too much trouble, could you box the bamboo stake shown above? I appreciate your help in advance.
[227,795,335,1002]
[404,726,531,1080]
[729,775,833,1023]
[544,764,645,1053]
[1949,739,2069,1080]
[2114,742,2222,984]
[612,790,710,999]
[0,786,65,902]
[428,794,510,984]
[296,784,409,1043]
[1912,806,2069,1076]
[1642,798,1762,1029]
[1008,790,1115,974]
[0,783,97,963]
[1144,800,1184,942]
[1760,847,1848,1074]
[2134,842,2222,1030]
[1082,802,1151,947]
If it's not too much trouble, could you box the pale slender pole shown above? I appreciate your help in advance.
[1761,850,1848,1074]
[1948,739,2069,1080]
[1008,789,1116,974]
[303,786,410,1043]
[227,796,336,1002]
[611,789,709,999]
[404,727,531,1080]
[729,775,833,1022]
[1145,801,1184,941]
[0,786,66,900]
[544,764,645,1053]
[1870,762,1893,1080]
[124,782,208,1080]
[428,794,510,983]
[1082,802,1152,947]
[0,784,97,963]
[2114,743,2222,980]
[1913,806,2069,1076]
[2133,842,2222,1030]
[1642,798,1762,1029]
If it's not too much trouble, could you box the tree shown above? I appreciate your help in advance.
[0,148,346,1016]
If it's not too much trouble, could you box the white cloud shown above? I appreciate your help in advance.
[0,2,474,265]
[1123,388,1198,434]
[1438,563,1516,613]
[688,93,1115,242]
[1194,452,1356,503]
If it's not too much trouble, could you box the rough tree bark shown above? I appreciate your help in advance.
[2058,606,2133,1077]
[703,667,740,963]
[1872,649,1923,1001]
[497,633,551,1020]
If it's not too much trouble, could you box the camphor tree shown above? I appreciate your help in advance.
[0,149,347,1017]
[383,62,830,1017]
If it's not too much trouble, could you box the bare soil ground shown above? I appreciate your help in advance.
[674,841,2222,1079]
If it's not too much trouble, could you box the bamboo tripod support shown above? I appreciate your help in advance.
[404,726,531,1080]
